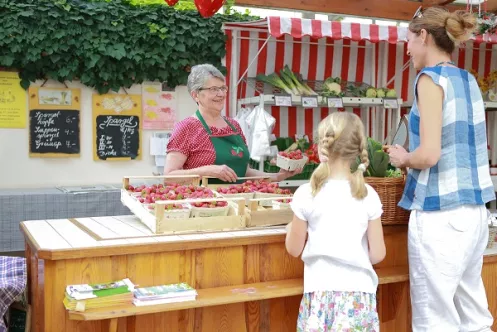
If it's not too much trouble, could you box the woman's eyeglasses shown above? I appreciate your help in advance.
[412,6,423,20]
[199,86,228,94]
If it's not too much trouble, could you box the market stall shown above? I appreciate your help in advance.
[223,16,497,162]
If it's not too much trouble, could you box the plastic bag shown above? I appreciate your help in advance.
[234,107,252,145]
[245,99,275,162]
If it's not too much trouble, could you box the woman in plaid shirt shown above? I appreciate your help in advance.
[387,6,495,332]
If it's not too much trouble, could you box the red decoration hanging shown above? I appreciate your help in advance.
[194,0,224,18]
[164,0,179,6]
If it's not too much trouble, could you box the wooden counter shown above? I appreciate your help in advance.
[20,216,497,332]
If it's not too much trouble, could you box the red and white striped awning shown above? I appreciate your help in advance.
[268,17,407,44]
[223,16,497,44]
[223,17,408,44]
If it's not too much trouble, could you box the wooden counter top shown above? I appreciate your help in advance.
[20,216,497,261]
[20,216,288,260]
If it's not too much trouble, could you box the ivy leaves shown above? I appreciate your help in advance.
[0,0,255,93]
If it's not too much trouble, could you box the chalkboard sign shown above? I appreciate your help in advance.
[96,115,140,160]
[29,109,80,156]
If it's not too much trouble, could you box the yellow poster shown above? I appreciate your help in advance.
[0,72,27,128]
[92,94,142,161]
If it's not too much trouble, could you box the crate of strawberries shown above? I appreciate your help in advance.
[122,176,246,233]
[215,179,292,207]
[276,149,309,171]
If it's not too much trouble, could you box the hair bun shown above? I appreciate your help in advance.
[445,10,477,43]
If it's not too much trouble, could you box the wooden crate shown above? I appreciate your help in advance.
[202,176,291,206]
[121,175,247,234]
[245,197,294,227]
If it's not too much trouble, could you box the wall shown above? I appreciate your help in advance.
[0,80,198,189]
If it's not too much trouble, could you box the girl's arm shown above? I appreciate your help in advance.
[404,74,443,169]
[285,215,308,257]
[367,217,386,265]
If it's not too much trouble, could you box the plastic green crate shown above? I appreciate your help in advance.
[249,159,260,169]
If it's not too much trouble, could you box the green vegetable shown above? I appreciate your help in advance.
[386,89,397,98]
[323,77,343,97]
[386,169,403,178]
[256,73,293,95]
[354,137,390,177]
[366,88,377,98]
[376,88,386,98]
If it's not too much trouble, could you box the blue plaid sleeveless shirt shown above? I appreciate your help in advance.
[398,66,495,211]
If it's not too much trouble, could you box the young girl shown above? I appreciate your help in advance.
[286,112,386,331]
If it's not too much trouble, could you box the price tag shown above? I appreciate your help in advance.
[327,98,343,108]
[383,99,399,109]
[301,96,318,108]
[275,95,292,106]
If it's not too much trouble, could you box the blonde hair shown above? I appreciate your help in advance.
[409,7,477,54]
[310,112,369,199]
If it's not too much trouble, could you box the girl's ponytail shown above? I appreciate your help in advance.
[350,143,369,199]
[311,137,333,196]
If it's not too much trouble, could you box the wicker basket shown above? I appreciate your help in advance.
[488,226,497,249]
[366,176,410,225]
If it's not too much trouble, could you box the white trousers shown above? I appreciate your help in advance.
[408,205,494,332]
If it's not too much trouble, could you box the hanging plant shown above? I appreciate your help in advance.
[0,0,257,93]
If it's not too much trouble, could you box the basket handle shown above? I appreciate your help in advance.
[487,210,497,227]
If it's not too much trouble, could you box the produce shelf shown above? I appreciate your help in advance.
[237,95,403,108]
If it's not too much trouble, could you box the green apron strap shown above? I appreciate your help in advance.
[196,110,237,135]
[196,110,212,135]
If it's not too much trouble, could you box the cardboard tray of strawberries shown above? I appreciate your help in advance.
[202,177,295,227]
[276,150,308,171]
[203,177,293,207]
[121,175,246,234]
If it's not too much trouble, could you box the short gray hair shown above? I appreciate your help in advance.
[187,64,225,93]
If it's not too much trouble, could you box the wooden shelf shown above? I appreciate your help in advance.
[68,266,409,321]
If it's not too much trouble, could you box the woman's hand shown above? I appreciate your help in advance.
[208,164,238,182]
[386,144,409,168]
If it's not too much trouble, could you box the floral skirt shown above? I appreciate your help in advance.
[297,291,379,332]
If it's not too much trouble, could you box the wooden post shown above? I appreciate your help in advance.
[122,177,130,189]
[108,318,118,332]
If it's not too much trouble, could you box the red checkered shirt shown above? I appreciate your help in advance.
[166,116,247,170]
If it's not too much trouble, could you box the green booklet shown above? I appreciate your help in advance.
[134,282,196,300]
[66,278,134,300]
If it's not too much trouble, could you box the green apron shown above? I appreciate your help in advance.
[196,110,250,184]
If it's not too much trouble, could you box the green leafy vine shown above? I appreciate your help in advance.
[0,0,256,93]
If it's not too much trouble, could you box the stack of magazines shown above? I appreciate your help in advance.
[133,282,197,306]
[63,278,135,312]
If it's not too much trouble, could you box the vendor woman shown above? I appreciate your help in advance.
[164,64,301,183]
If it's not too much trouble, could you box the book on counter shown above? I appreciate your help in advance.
[63,278,135,312]
[133,282,197,306]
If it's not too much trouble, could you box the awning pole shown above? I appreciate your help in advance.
[236,35,271,87]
